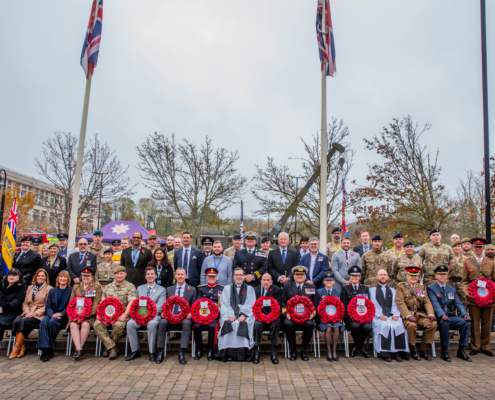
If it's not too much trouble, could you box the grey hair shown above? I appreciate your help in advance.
[278,232,289,239]
[309,237,319,244]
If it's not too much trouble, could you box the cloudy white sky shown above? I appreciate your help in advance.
[1,1,494,218]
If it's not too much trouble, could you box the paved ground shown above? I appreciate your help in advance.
[1,346,495,400]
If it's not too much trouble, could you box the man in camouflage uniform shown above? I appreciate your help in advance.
[326,227,343,266]
[361,235,393,288]
[94,266,137,360]
[418,229,454,287]
[387,233,405,287]
[88,230,106,266]
[96,248,118,286]
[224,233,243,261]
[461,238,474,258]
[394,241,422,285]
[449,239,466,302]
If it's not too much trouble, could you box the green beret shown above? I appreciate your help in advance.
[113,266,126,274]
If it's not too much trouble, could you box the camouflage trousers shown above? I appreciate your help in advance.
[363,278,378,288]
[423,277,437,287]
[93,318,129,350]
[448,279,465,303]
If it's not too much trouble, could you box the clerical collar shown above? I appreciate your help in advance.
[235,284,242,288]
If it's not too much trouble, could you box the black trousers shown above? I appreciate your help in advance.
[283,318,314,351]
[344,316,372,349]
[12,316,40,338]
[156,319,193,350]
[254,319,281,347]
[193,319,219,352]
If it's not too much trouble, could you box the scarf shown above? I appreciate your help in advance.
[32,282,46,301]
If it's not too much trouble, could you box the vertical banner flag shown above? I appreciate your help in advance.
[240,201,244,247]
[2,199,18,275]
[80,0,103,78]
[316,0,336,76]
[342,178,349,237]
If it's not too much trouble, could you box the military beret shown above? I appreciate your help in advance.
[451,239,461,247]
[331,227,342,234]
[31,237,43,245]
[434,264,449,274]
[486,244,495,251]
[393,233,403,239]
[429,228,440,235]
[48,242,60,249]
[57,233,68,240]
[81,267,95,276]
[206,267,218,276]
[113,266,126,274]
[20,236,31,243]
[260,236,270,243]
[148,234,157,240]
[471,237,487,247]
[111,239,121,246]
[348,265,362,275]
[461,237,471,244]
[323,271,335,281]
[104,248,113,254]
[291,266,308,275]
[405,265,421,275]
[404,241,414,248]
[93,230,103,237]
[371,235,381,241]
[232,234,242,240]
[201,236,214,245]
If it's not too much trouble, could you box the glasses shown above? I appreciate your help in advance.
[79,243,88,246]
[310,243,319,246]
[132,236,141,239]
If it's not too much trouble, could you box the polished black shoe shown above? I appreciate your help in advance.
[301,351,309,361]
[481,349,495,357]
[207,350,214,361]
[383,357,392,362]
[39,349,46,361]
[410,346,420,360]
[360,348,370,358]
[149,353,156,362]
[271,353,279,364]
[470,350,479,356]
[289,350,297,361]
[440,347,451,362]
[419,350,432,361]
[253,348,260,364]
[402,351,410,361]
[457,348,472,362]
[179,349,187,364]
[326,354,333,362]
[74,349,85,360]
[125,350,141,362]
[333,355,339,362]
[170,333,181,341]
[155,350,164,364]
[350,346,357,357]
[395,355,402,362]
[194,350,203,360]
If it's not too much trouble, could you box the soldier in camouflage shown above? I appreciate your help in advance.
[450,239,467,302]
[93,266,137,360]
[361,235,393,288]
[96,248,119,287]
[386,233,405,287]
[223,233,243,261]
[326,227,343,267]
[88,230,106,267]
[394,241,422,284]
[418,229,454,287]
[460,238,474,258]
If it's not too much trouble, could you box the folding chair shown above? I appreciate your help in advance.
[125,328,148,357]
[260,330,286,359]
[284,329,318,358]
[164,330,195,358]
[67,329,99,357]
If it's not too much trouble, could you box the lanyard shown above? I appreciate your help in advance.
[214,255,223,269]
[393,247,403,259]
[132,247,140,265]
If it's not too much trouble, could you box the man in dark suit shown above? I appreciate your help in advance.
[301,237,329,289]
[233,232,267,288]
[40,242,67,285]
[282,266,318,361]
[66,239,97,284]
[268,232,299,286]
[120,231,153,288]
[253,273,283,364]
[353,231,371,257]
[13,236,41,283]
[173,231,203,288]
[155,268,196,364]
[341,265,372,358]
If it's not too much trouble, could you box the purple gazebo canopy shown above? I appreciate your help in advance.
[76,220,166,244]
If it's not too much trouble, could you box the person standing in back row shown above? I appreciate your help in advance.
[121,231,153,288]
[173,231,203,288]
[268,232,299,286]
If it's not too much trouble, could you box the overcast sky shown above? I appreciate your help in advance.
[1,1,494,219]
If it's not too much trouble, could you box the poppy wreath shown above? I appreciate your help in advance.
[317,296,345,324]
[66,296,93,323]
[97,297,124,325]
[163,295,190,325]
[252,296,281,324]
[468,279,495,306]
[191,298,219,325]
[348,295,375,324]
[129,297,157,325]
[286,295,314,324]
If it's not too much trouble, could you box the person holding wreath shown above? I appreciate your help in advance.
[94,266,136,360]
[148,248,175,289]
[0,269,27,344]
[316,271,342,362]
[68,267,102,360]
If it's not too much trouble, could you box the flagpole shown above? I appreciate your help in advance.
[319,0,327,254]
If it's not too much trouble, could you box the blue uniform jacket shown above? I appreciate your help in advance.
[427,282,467,318]
[301,252,329,289]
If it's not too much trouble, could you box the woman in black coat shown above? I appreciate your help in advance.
[0,269,28,340]
[148,248,174,288]
[40,242,67,285]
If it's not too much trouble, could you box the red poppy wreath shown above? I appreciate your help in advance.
[97,297,124,325]
[191,298,219,325]
[348,295,375,323]
[67,296,93,323]
[130,296,157,325]
[163,295,190,325]
[253,296,281,324]
[286,295,314,324]
[468,279,495,307]
[317,296,345,324]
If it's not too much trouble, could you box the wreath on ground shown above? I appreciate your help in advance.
[348,295,375,324]
[67,296,93,323]
[191,298,219,325]
[253,296,281,324]
[317,296,345,324]
[129,296,157,325]
[163,295,190,325]
[468,279,495,307]
[97,297,124,325]
[286,295,314,324]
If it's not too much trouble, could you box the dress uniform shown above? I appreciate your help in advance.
[200,236,214,259]
[57,233,70,258]
[232,232,267,288]
[427,265,471,362]
[341,265,372,358]
[361,235,393,288]
[418,228,455,287]
[282,266,317,361]
[395,265,437,360]
[13,236,42,283]
[194,267,223,360]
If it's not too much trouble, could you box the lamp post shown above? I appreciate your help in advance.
[94,172,111,229]
[0,170,6,242]
[287,175,308,235]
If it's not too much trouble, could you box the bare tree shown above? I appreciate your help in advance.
[251,118,355,236]
[136,134,247,238]
[455,170,485,238]
[35,131,135,233]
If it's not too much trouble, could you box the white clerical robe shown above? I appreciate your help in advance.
[369,286,408,353]
[218,284,256,350]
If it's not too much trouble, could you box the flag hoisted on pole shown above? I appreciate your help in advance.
[68,0,103,254]
[240,201,244,248]
[342,178,349,238]
[316,0,336,253]
[2,199,18,275]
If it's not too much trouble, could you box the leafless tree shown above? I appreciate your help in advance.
[454,170,485,238]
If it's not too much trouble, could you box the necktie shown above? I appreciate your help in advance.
[79,253,84,262]
[354,285,358,292]
[183,250,189,273]
[441,286,445,294]
[174,286,182,314]
[327,290,331,296]
[147,286,152,297]
[345,251,348,261]
[282,249,286,264]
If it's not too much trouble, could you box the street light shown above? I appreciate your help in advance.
[287,175,308,236]
[0,170,6,242]
[93,171,112,229]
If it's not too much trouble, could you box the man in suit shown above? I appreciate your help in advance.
[298,237,310,259]
[268,232,299,286]
[57,233,70,258]
[155,268,196,364]
[353,231,371,257]
[341,265,372,358]
[233,232,267,288]
[301,237,329,289]
[173,231,203,288]
[40,242,67,285]
[120,231,153,288]
[282,266,318,361]
[427,265,471,362]
[332,238,362,291]
[126,266,167,362]
[253,273,283,364]
[66,238,97,284]
[13,236,41,283]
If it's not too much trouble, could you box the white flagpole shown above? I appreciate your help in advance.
[319,0,328,254]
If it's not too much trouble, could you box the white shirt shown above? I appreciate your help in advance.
[300,249,310,257]
[279,246,288,256]
[246,247,255,255]
[475,255,484,265]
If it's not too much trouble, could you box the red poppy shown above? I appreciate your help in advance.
[191,298,219,325]
[468,279,495,307]
[130,297,157,325]
[67,296,93,323]
[162,296,190,325]
[253,296,281,324]
[97,297,124,325]
[317,296,345,324]
[347,296,375,324]
[286,295,314,324]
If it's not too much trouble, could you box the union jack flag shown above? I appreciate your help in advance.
[80,0,103,78]
[7,200,18,238]
[316,0,336,77]
[342,178,349,237]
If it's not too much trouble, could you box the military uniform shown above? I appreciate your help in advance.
[194,282,223,358]
[394,253,422,284]
[232,248,268,287]
[449,255,469,303]
[93,279,137,351]
[325,242,341,267]
[95,261,119,286]
[361,249,393,288]
[67,282,102,328]
[88,242,106,267]
[223,246,239,262]
[166,249,175,263]
[418,242,454,286]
